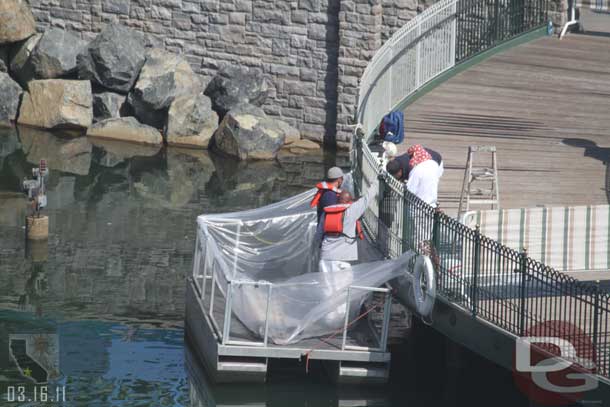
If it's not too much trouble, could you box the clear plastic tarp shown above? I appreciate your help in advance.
[194,175,414,345]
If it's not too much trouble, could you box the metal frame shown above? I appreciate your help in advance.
[341,286,393,352]
[192,225,394,356]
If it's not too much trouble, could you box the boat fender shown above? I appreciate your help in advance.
[413,255,436,317]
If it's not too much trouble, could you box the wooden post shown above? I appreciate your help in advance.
[26,215,49,240]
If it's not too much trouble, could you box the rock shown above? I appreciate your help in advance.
[0,127,20,170]
[214,103,287,160]
[28,28,87,79]
[288,139,320,150]
[0,127,20,157]
[17,126,93,175]
[92,92,127,122]
[87,117,162,146]
[166,93,218,148]
[204,65,269,118]
[18,80,93,130]
[279,121,300,145]
[0,72,22,126]
[128,49,202,128]
[0,46,8,73]
[77,24,147,93]
[9,34,41,86]
[91,137,161,167]
[0,0,37,44]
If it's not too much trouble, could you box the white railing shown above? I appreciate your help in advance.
[354,0,459,257]
[356,0,458,139]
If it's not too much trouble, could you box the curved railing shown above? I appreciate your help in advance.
[352,0,610,379]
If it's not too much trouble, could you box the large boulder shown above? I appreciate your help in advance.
[204,65,269,118]
[28,28,87,79]
[17,126,93,176]
[9,33,41,86]
[214,103,288,160]
[0,72,22,126]
[18,80,93,130]
[87,117,163,146]
[0,0,37,44]
[77,24,147,93]
[92,92,127,122]
[128,49,202,128]
[166,93,218,148]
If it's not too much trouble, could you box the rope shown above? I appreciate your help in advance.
[302,303,381,373]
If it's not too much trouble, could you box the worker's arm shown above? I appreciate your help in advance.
[314,213,325,244]
[348,178,379,219]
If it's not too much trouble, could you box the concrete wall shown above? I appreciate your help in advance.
[28,0,423,147]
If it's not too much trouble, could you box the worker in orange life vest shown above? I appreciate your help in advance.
[310,167,344,222]
[315,178,379,273]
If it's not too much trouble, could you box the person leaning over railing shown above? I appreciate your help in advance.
[386,144,443,208]
[314,177,380,273]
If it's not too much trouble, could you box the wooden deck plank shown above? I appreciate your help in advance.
[401,33,610,216]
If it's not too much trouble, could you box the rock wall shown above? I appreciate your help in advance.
[28,0,423,147]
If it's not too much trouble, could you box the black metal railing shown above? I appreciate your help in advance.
[372,168,610,378]
[456,0,549,62]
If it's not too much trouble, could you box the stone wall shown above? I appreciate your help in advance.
[28,0,565,146]
[28,0,421,147]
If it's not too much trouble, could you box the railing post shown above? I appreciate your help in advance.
[432,207,441,254]
[471,225,481,317]
[593,280,600,362]
[415,23,422,88]
[377,173,386,255]
[519,248,528,336]
[354,135,363,196]
[402,191,411,252]
[493,0,501,42]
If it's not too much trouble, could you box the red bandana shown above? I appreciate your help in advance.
[408,144,432,168]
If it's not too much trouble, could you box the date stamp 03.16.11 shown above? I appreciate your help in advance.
[3,385,67,404]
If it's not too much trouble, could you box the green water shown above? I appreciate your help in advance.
[0,126,529,406]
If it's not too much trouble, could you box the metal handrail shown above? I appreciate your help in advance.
[351,0,610,380]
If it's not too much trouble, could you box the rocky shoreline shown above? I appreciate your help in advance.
[0,0,321,160]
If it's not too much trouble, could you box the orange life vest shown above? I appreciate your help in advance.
[322,203,364,240]
[310,181,341,208]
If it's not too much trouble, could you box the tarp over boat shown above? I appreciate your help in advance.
[194,176,416,345]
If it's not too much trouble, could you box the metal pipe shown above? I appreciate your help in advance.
[222,281,233,345]
[263,284,273,347]
[380,292,393,351]
[341,287,353,351]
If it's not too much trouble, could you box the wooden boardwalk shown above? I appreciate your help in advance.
[402,33,610,217]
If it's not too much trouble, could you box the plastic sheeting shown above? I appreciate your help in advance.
[195,176,413,345]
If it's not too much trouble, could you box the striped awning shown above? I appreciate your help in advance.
[575,0,609,10]
[462,204,610,273]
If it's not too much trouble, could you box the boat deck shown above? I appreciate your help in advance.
[185,278,395,383]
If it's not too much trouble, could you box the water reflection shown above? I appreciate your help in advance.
[0,311,188,406]
[0,125,340,327]
[0,126,531,406]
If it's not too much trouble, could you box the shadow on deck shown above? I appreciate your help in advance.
[402,33,610,217]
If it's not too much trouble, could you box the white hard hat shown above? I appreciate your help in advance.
[382,141,397,158]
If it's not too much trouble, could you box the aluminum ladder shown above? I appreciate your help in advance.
[457,145,500,219]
